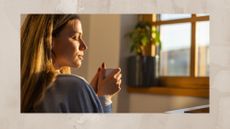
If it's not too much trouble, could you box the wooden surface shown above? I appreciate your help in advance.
[127,86,209,98]
[159,77,209,89]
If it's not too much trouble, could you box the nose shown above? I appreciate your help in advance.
[79,39,88,51]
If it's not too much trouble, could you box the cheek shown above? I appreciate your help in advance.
[53,37,83,68]
[54,39,75,59]
[64,42,76,57]
[66,40,80,57]
[62,41,81,62]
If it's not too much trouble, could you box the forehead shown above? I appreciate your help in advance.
[64,19,82,34]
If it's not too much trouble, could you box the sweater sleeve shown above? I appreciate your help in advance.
[98,96,112,113]
[64,76,104,113]
[76,75,113,113]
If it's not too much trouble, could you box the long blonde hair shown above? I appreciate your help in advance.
[21,14,80,112]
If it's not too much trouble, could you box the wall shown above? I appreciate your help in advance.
[72,14,121,112]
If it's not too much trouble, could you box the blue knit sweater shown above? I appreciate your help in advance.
[34,74,112,113]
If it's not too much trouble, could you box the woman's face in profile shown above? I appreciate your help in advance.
[52,19,87,69]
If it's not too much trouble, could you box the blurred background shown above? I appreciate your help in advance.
[72,14,210,113]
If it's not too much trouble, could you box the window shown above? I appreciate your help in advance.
[196,21,209,77]
[160,23,191,76]
[158,14,209,78]
[128,14,209,97]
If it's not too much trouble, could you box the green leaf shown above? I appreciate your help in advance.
[141,36,148,46]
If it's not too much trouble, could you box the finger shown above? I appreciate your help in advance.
[114,67,121,77]
[99,63,106,81]
[102,62,106,69]
[116,79,122,85]
[114,71,122,78]
[116,73,122,80]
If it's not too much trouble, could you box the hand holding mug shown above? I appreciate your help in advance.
[97,63,122,96]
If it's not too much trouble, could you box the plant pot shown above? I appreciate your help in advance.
[126,55,159,87]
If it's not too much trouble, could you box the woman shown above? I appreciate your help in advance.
[21,14,122,113]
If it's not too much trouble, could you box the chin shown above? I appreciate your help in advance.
[73,61,82,68]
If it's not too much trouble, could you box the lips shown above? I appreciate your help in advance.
[77,55,84,60]
[73,52,84,61]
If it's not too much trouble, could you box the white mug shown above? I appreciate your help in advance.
[105,68,115,77]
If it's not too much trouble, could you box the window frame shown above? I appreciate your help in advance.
[128,14,210,98]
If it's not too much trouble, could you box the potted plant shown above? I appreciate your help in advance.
[126,21,161,87]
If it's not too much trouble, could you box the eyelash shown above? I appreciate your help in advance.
[73,36,80,41]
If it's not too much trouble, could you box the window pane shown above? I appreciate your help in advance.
[160,23,191,76]
[196,21,210,77]
[160,14,191,21]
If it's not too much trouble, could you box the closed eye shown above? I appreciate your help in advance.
[72,36,80,41]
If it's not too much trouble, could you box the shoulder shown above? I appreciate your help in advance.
[36,74,100,112]
[53,74,91,93]
[56,74,88,84]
